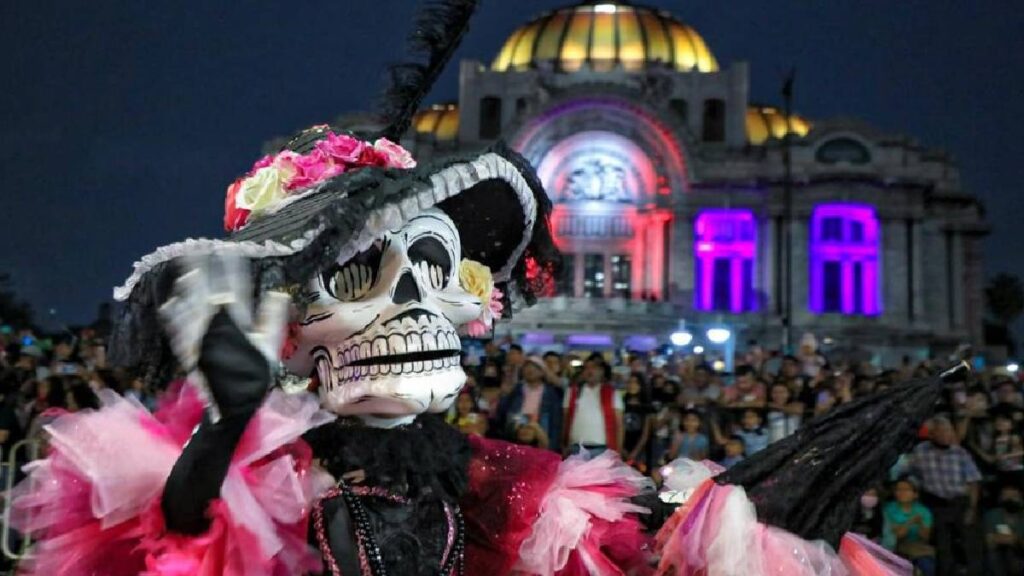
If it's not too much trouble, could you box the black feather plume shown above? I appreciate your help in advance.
[375,0,480,141]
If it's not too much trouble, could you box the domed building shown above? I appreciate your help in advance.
[407,0,987,362]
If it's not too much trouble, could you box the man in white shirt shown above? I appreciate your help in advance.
[563,354,624,456]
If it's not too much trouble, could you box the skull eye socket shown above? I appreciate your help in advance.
[409,236,451,291]
[324,241,384,301]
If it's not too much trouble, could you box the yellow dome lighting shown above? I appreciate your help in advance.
[492,1,718,73]
[412,103,460,141]
[746,105,812,145]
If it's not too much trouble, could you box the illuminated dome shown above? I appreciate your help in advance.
[492,1,718,73]
[411,103,459,141]
[746,105,812,145]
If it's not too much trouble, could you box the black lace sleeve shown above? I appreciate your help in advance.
[161,309,271,535]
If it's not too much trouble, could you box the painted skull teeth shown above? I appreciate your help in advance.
[333,312,462,384]
[335,348,461,383]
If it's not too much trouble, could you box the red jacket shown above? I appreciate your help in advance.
[564,383,620,451]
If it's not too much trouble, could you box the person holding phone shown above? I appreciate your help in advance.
[984,483,1024,575]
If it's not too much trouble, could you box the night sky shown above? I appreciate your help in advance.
[2,1,1023,329]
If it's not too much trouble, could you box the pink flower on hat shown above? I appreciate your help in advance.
[315,132,367,164]
[223,130,418,232]
[463,286,504,338]
[373,137,417,169]
[285,148,345,191]
[250,154,275,172]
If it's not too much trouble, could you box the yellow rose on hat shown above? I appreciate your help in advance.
[459,259,493,303]
[459,259,504,337]
[235,164,295,215]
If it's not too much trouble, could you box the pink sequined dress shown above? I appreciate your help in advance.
[12,382,653,576]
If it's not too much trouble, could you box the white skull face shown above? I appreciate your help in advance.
[285,208,482,427]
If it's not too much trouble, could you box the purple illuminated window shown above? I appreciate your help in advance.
[694,210,757,313]
[809,204,881,315]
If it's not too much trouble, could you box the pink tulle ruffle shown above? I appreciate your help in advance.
[654,460,912,576]
[12,382,335,576]
[515,449,653,576]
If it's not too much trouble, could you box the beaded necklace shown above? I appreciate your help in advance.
[312,482,465,576]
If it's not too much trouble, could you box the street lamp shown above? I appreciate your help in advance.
[706,328,732,344]
[1008,363,1019,374]
[670,331,693,347]
[705,327,735,373]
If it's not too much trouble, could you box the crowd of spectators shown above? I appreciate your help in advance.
[0,323,1021,575]
[451,336,1024,576]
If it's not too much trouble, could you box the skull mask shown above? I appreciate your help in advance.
[285,208,482,428]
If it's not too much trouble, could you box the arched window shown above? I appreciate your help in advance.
[809,204,881,315]
[694,210,757,312]
[702,99,725,142]
[479,96,502,139]
[816,137,871,165]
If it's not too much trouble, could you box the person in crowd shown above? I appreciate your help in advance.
[722,364,766,409]
[563,353,623,456]
[0,370,25,473]
[14,344,47,381]
[883,478,935,576]
[64,378,99,412]
[667,409,709,462]
[476,355,505,423]
[695,362,723,406]
[621,372,653,470]
[448,389,488,436]
[49,335,79,377]
[477,355,503,388]
[909,416,983,576]
[89,368,125,395]
[990,409,1024,479]
[851,486,884,541]
[765,381,803,443]
[735,408,769,456]
[993,379,1023,410]
[742,341,768,377]
[718,435,745,469]
[513,421,550,450]
[542,351,569,388]
[713,407,768,457]
[649,403,678,467]
[797,332,827,379]
[124,375,156,412]
[650,373,678,408]
[20,376,64,432]
[496,356,563,452]
[984,483,1024,576]
[813,370,854,416]
[502,343,525,387]
[958,387,995,467]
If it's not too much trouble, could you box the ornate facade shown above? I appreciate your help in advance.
[405,1,987,363]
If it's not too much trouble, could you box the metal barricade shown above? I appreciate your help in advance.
[1,439,40,564]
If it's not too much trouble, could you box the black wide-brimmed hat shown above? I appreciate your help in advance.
[110,0,559,377]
